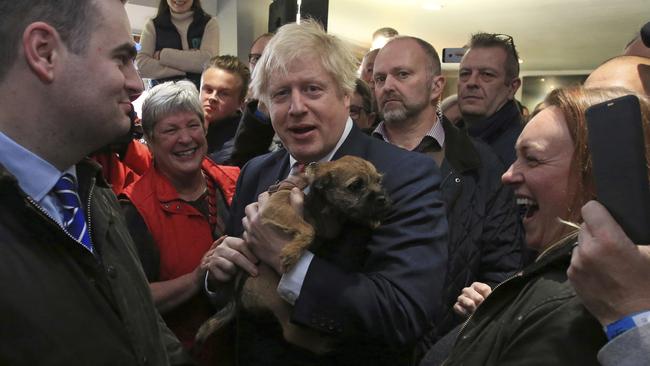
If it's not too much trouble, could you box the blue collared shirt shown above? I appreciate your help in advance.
[0,131,75,227]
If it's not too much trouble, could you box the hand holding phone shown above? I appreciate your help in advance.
[586,94,650,244]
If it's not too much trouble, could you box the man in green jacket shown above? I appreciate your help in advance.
[0,1,191,364]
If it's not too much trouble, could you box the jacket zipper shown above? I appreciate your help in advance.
[454,270,523,343]
[442,273,522,365]
[451,236,576,358]
[24,179,95,254]
[25,195,85,246]
[85,176,95,251]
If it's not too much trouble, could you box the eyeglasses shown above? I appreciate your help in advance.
[493,34,519,60]
[248,53,262,65]
[491,33,520,74]
[349,105,369,118]
[493,34,514,46]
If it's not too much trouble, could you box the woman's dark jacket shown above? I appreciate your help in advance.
[443,234,606,365]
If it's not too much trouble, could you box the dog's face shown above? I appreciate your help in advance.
[306,155,391,227]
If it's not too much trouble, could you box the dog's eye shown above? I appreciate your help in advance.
[347,178,365,192]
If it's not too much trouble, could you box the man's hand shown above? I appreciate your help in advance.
[568,200,650,326]
[202,236,259,283]
[453,282,492,317]
[242,188,305,274]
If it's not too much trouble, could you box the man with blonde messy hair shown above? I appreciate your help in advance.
[203,20,448,365]
[250,20,358,107]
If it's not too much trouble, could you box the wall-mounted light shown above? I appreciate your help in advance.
[296,0,302,23]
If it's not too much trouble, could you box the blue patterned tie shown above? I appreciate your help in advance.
[53,174,93,252]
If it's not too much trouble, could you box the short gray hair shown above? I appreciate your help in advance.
[141,80,204,140]
[250,19,358,105]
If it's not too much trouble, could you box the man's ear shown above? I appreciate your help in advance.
[367,112,377,126]
[22,22,62,83]
[509,77,522,99]
[430,74,446,103]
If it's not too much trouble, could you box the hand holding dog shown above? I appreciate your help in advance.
[568,200,650,326]
[202,235,259,283]
[243,188,305,274]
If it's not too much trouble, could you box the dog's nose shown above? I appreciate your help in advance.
[375,193,388,207]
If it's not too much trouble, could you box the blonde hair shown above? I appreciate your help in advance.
[250,19,358,105]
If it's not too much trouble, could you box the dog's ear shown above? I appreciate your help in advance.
[304,162,319,184]
[312,171,333,192]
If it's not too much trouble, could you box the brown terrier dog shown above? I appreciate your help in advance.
[195,155,391,354]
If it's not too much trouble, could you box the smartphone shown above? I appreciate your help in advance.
[442,48,467,63]
[586,94,650,244]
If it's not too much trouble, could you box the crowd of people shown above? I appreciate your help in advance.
[1,0,650,365]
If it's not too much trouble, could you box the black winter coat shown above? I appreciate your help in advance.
[417,117,524,354]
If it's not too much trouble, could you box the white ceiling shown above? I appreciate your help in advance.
[127,0,650,74]
[328,0,649,74]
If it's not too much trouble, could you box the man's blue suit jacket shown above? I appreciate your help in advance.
[226,125,449,365]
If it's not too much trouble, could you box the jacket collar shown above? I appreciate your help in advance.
[441,116,481,173]
[266,124,369,188]
[465,99,522,143]
[148,158,237,204]
[521,232,578,278]
[0,157,107,192]
[333,124,371,160]
[370,116,482,174]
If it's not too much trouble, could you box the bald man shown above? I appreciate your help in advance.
[360,48,380,85]
[585,55,650,96]
[575,55,650,366]
[624,34,650,59]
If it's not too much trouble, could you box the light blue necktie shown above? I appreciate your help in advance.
[53,174,93,252]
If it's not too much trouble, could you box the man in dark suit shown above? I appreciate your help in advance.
[203,20,448,365]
